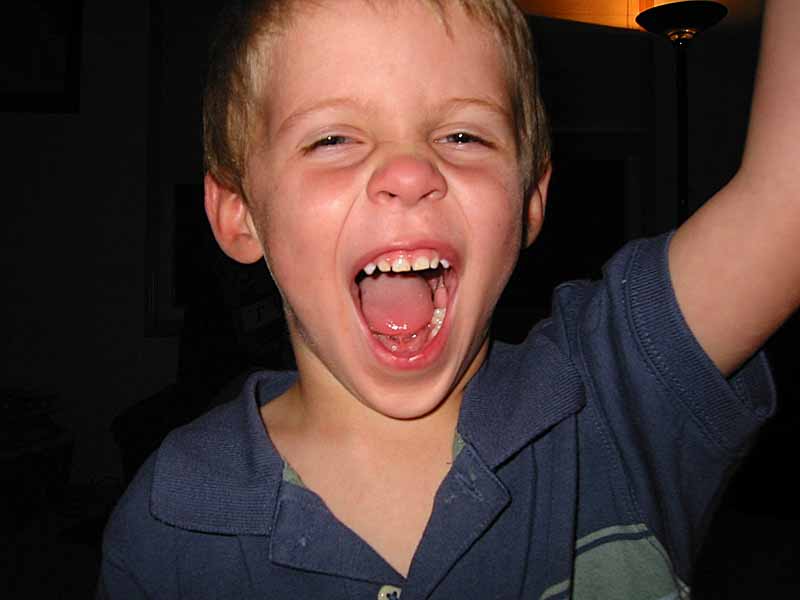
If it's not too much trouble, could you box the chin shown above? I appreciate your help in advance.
[354,375,461,421]
[346,326,490,422]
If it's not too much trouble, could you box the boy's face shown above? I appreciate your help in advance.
[233,0,546,418]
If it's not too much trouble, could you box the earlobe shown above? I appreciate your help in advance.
[204,172,264,264]
[524,163,552,248]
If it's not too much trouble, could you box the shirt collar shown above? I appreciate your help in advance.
[459,333,586,468]
[150,332,584,535]
[150,371,296,535]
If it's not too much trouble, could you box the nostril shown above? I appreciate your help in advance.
[422,187,444,202]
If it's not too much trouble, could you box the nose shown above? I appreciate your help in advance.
[366,154,447,207]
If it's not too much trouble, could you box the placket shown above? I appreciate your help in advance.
[400,443,512,599]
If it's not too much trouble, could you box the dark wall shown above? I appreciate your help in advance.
[1,1,179,484]
[2,2,797,597]
[2,0,793,516]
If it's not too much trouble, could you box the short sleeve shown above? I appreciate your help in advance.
[558,233,776,579]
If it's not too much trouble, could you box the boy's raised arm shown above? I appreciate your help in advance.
[668,0,800,376]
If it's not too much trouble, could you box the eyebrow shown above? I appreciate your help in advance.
[275,97,371,137]
[437,97,512,122]
[274,95,512,138]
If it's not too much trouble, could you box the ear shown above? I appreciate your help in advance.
[524,163,552,248]
[204,172,264,264]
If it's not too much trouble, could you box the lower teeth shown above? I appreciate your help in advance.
[374,307,447,353]
[430,307,446,339]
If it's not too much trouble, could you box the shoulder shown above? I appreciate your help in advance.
[547,234,667,344]
[150,371,292,534]
[106,373,294,549]
[101,391,257,558]
[100,371,296,590]
[99,452,181,597]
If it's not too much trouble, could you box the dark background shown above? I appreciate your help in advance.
[2,1,797,596]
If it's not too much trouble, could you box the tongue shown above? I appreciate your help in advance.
[359,273,433,336]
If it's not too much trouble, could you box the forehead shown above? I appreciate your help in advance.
[254,0,510,132]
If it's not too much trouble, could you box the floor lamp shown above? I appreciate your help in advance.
[636,1,727,224]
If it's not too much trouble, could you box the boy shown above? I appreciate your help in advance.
[98,0,797,597]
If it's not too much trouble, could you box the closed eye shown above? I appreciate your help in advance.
[304,134,353,153]
[436,132,492,147]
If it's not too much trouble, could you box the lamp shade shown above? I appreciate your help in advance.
[517,0,644,29]
[517,0,755,30]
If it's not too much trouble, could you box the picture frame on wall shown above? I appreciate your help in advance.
[0,1,84,114]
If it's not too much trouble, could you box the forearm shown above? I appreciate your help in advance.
[738,0,800,192]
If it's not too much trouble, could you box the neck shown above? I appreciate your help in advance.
[290,364,464,451]
[264,335,490,461]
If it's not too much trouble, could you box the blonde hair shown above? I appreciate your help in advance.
[203,0,550,198]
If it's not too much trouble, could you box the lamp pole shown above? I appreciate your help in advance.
[636,1,727,225]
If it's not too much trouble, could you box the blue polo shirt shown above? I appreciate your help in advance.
[98,234,774,599]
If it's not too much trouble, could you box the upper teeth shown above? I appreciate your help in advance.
[363,251,451,276]
[413,256,430,271]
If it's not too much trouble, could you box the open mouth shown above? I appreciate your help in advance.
[352,247,458,362]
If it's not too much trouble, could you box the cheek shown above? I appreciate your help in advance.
[299,165,363,205]
[456,166,524,248]
[456,167,524,305]
[278,162,365,236]
[255,166,360,289]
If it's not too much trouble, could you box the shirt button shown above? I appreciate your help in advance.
[377,584,402,599]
